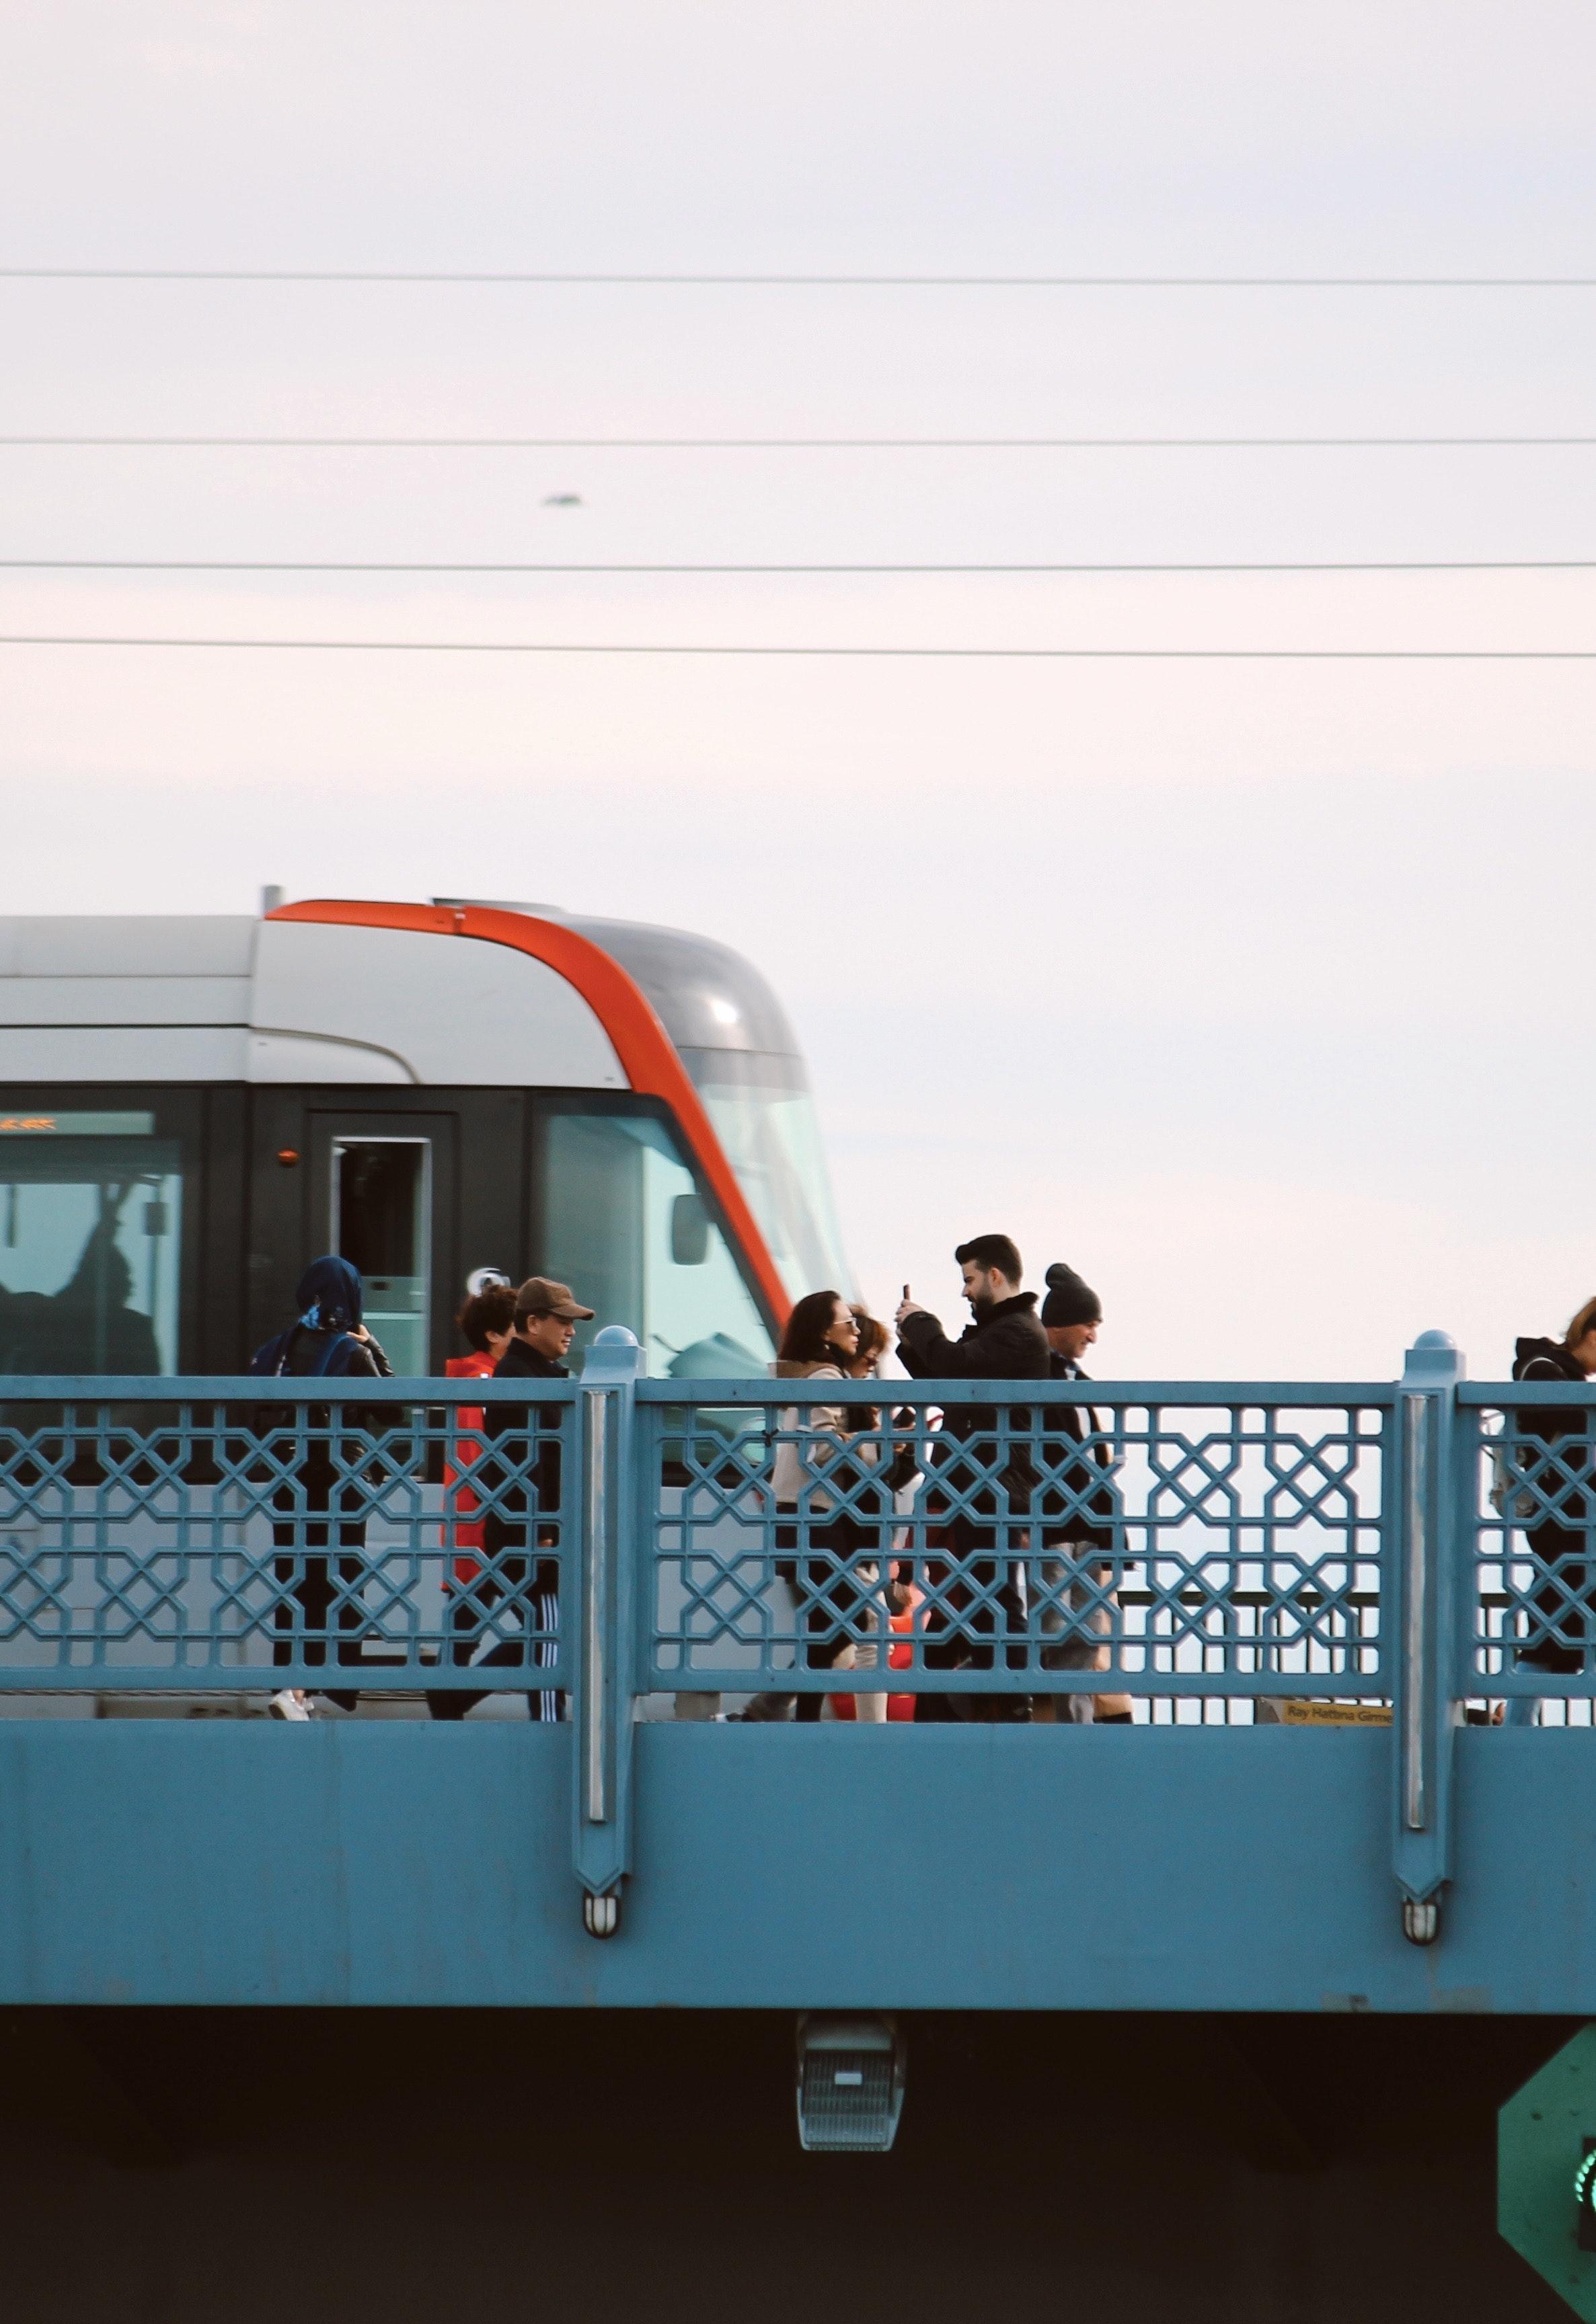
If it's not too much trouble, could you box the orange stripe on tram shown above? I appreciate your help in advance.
[267,897,791,1329]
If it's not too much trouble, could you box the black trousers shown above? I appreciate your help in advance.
[426,1553,562,1721]
[271,1514,367,1711]
[917,1510,1030,1724]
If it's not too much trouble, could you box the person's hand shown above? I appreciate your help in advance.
[350,1325,372,1342]
[895,1297,925,1327]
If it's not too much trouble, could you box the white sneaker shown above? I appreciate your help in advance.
[268,1689,313,1721]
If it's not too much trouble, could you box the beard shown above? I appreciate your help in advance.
[968,1294,996,1322]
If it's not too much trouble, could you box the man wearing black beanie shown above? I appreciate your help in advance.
[1040,1262,1101,1335]
[1037,1262,1131,1724]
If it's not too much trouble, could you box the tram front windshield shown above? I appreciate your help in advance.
[541,1107,775,1378]
[684,1055,851,1305]
[0,1112,182,1374]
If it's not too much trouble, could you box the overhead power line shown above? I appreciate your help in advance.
[3,269,1596,288]
[0,633,1593,660]
[1,558,1594,576]
[0,434,1591,451]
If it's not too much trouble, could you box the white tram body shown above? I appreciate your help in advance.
[0,900,848,1378]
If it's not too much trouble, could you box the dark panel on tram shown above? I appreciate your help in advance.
[250,1097,459,1374]
[245,1087,525,1374]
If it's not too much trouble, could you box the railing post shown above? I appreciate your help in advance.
[1392,1329,1465,1946]
[573,1327,644,1939]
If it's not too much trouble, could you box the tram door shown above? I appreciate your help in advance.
[245,1099,458,1373]
[329,1138,430,1373]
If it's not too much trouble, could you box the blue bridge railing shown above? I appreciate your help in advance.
[645,1374,1390,1700]
[1,1326,1592,1939]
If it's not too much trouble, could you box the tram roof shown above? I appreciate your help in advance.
[0,905,806,1091]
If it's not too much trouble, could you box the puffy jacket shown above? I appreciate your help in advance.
[897,1292,1050,1425]
[897,1291,1051,1508]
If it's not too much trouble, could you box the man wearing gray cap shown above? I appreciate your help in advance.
[428,1275,594,1722]
[1037,1262,1132,1725]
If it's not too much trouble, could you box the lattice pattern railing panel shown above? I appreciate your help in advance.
[641,1385,1391,1696]
[0,1386,576,1687]
[1466,1392,1596,1691]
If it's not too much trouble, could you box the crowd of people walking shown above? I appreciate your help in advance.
[250,1229,1136,1726]
[253,1262,593,1723]
[250,1230,1596,1726]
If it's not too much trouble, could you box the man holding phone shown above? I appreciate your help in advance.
[895,1235,1050,1721]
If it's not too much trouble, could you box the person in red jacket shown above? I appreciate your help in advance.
[426,1276,515,1717]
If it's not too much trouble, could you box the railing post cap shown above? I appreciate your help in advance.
[1402,1329,1466,1383]
[581,1326,646,1382]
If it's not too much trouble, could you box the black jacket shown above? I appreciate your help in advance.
[482,1336,570,1545]
[1513,1335,1589,1465]
[249,1327,398,1510]
[490,1338,570,1389]
[1041,1351,1114,1550]
[898,1292,1051,1508]
[278,1325,389,1383]
[897,1293,1050,1396]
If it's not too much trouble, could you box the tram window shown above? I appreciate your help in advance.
[541,1110,773,1377]
[688,1057,851,1305]
[0,1112,182,1374]
[332,1138,430,1375]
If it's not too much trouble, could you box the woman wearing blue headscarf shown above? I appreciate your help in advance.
[250,1256,395,1719]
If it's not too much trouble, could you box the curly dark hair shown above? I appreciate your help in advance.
[457,1282,517,1353]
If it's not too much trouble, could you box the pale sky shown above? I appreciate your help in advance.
[4,2,1596,1380]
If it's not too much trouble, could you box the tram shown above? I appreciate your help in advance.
[0,897,848,1377]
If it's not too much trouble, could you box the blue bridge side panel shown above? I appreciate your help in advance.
[0,1723,1590,2012]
